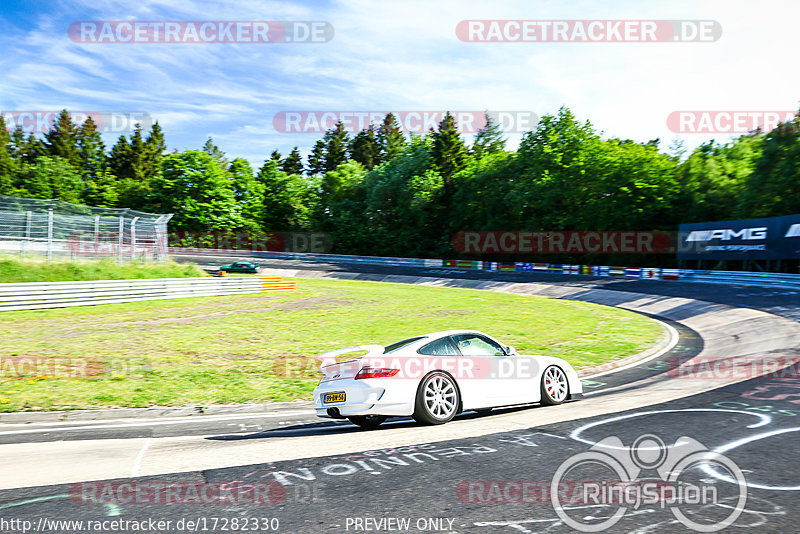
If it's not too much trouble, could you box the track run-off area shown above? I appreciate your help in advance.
[2,256,800,533]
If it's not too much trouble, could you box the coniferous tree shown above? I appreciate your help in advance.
[43,110,81,169]
[430,112,468,197]
[202,137,228,169]
[143,121,166,179]
[129,124,146,179]
[9,127,27,165]
[112,125,151,208]
[307,139,326,176]
[270,149,282,163]
[377,113,406,163]
[323,121,349,172]
[109,135,132,180]
[77,116,106,180]
[77,116,117,206]
[280,147,304,175]
[0,117,15,194]
[349,127,380,170]
[472,112,506,158]
[25,133,45,164]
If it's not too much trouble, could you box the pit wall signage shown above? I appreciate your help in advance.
[678,214,800,260]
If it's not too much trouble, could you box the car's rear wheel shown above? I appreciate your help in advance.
[413,371,460,425]
[348,415,387,429]
[540,365,569,405]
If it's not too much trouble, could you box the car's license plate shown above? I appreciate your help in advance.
[324,392,346,404]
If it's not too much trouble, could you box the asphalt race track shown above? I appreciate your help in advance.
[1,256,799,533]
[175,252,800,322]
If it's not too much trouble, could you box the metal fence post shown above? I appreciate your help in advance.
[46,208,53,263]
[22,210,32,259]
[152,226,158,262]
[118,216,124,264]
[131,216,139,262]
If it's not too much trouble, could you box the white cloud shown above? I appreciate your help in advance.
[2,0,798,164]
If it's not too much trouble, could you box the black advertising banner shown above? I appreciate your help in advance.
[678,215,800,260]
[777,214,800,258]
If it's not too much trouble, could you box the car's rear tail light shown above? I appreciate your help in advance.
[355,367,399,379]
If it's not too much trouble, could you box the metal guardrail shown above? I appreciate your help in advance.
[172,248,443,268]
[0,277,274,311]
[679,270,800,290]
[171,249,800,291]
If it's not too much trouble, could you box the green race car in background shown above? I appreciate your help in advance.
[219,261,260,273]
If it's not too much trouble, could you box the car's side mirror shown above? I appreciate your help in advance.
[504,345,516,356]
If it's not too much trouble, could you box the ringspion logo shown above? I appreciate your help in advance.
[456,20,721,42]
[551,434,746,531]
[68,21,333,43]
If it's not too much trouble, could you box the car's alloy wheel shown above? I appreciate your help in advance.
[348,415,387,429]
[540,365,569,405]
[413,372,460,425]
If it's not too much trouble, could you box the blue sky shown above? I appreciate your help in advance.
[1,0,798,168]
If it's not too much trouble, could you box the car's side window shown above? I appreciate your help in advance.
[451,334,505,356]
[418,338,459,356]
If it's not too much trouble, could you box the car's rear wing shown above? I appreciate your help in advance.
[316,344,384,379]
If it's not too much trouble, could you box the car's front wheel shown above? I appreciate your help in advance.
[413,371,460,425]
[540,365,569,405]
[347,415,387,429]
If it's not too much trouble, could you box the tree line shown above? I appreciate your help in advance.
[0,107,797,260]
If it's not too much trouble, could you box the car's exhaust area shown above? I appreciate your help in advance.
[327,407,346,418]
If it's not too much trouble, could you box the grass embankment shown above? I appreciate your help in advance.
[0,277,663,411]
[0,258,205,283]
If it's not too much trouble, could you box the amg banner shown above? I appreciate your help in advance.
[678,214,800,260]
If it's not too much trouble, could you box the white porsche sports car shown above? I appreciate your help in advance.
[312,330,583,428]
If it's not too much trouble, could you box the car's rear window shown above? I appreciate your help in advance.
[383,336,426,353]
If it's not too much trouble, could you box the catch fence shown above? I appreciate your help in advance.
[0,195,172,262]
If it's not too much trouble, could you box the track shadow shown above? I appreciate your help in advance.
[204,404,545,441]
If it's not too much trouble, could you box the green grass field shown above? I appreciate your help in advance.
[0,258,206,283]
[0,277,664,411]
